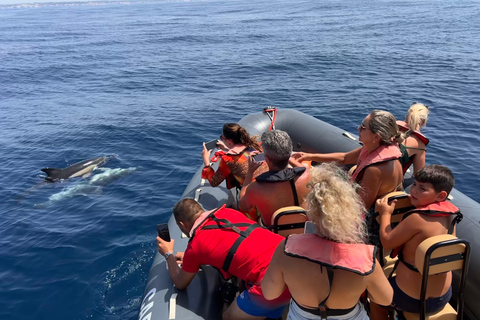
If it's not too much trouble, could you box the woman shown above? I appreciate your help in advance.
[261,163,393,320]
[201,123,268,189]
[397,103,430,175]
[293,110,404,210]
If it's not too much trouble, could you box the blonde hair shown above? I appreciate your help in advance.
[306,163,367,244]
[406,103,429,131]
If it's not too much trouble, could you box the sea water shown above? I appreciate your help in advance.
[0,0,479,319]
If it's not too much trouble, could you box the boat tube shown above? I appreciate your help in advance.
[139,109,480,320]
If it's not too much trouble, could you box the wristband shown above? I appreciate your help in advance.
[164,252,174,260]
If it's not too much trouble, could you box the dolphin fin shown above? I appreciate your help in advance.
[41,168,62,180]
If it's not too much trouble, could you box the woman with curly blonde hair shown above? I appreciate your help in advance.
[262,163,393,320]
[306,163,366,244]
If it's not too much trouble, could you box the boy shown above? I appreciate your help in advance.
[371,165,461,318]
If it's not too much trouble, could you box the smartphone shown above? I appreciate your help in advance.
[204,139,218,151]
[156,223,171,242]
[253,153,266,162]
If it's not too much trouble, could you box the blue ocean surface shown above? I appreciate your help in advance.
[0,0,479,319]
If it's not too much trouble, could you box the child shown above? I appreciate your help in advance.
[371,164,461,318]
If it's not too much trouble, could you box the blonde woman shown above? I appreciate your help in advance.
[398,103,430,175]
[262,163,393,320]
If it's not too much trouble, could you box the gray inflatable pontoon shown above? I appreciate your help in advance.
[139,109,480,320]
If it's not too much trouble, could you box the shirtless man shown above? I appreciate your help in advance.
[238,130,311,226]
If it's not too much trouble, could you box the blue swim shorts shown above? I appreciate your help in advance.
[236,284,290,319]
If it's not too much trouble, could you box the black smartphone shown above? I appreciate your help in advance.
[204,139,218,151]
[253,153,266,162]
[156,223,171,242]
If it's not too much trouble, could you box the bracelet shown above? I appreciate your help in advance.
[164,252,174,260]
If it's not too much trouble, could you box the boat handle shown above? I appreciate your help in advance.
[169,293,178,319]
[342,132,357,140]
[194,188,202,202]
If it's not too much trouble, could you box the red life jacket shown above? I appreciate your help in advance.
[284,233,376,275]
[396,121,430,146]
[350,144,402,183]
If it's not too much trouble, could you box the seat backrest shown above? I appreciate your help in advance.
[413,234,470,320]
[270,206,307,237]
[415,234,469,276]
[375,191,414,225]
[348,164,357,177]
[376,191,415,267]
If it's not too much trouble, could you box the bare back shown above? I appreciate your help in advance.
[269,243,392,309]
[241,169,310,226]
[396,214,453,299]
[359,159,403,209]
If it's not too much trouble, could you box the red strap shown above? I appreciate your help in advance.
[210,150,226,163]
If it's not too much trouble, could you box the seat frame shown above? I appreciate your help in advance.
[415,237,471,320]
[269,206,307,236]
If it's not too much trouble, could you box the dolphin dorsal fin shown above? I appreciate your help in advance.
[41,168,62,178]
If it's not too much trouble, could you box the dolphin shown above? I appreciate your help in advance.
[41,156,110,182]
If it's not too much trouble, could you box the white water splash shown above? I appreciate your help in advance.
[38,167,137,207]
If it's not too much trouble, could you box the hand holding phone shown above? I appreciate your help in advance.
[156,223,171,242]
[253,153,266,163]
[204,139,218,151]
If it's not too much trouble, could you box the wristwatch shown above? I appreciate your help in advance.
[164,252,174,260]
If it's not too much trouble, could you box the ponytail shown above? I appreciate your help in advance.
[406,103,429,132]
[370,110,404,145]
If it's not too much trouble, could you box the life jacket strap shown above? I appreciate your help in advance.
[289,179,299,206]
[292,267,356,320]
[207,215,261,273]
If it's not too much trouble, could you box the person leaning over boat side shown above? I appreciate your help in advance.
[156,198,291,320]
[201,123,268,189]
[370,165,461,320]
[238,130,311,225]
[292,110,403,244]
[397,103,430,175]
[261,163,393,320]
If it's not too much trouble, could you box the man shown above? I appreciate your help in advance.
[238,130,311,226]
[156,198,290,320]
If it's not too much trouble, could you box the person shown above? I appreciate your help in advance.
[201,123,268,189]
[293,110,403,210]
[397,103,430,175]
[261,163,393,320]
[156,198,291,320]
[372,165,462,318]
[292,110,404,244]
[238,130,311,226]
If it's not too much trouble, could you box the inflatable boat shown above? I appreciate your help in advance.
[138,109,480,320]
